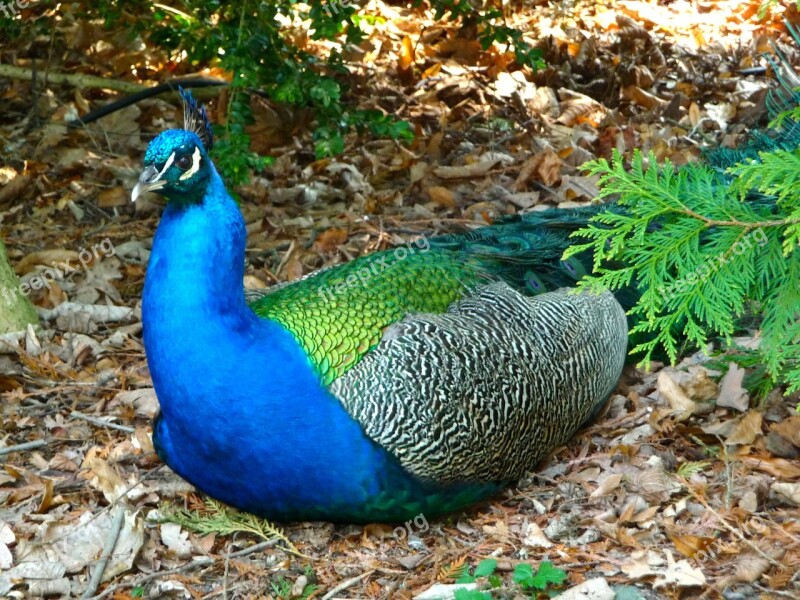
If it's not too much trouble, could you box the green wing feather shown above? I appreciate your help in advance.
[248,249,487,385]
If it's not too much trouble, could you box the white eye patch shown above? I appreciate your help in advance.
[179,146,202,181]
[156,152,176,180]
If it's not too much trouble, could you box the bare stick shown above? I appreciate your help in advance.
[687,487,784,569]
[0,439,47,456]
[71,411,135,433]
[0,65,145,93]
[321,571,374,600]
[87,540,278,600]
[81,505,126,599]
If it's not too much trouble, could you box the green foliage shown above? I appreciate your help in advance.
[457,558,498,583]
[157,497,304,557]
[270,574,319,599]
[676,460,711,479]
[567,146,800,397]
[452,558,566,598]
[454,590,492,600]
[512,561,567,592]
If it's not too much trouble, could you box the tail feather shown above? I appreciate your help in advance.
[704,21,800,171]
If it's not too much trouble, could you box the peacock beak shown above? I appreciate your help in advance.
[132,164,167,202]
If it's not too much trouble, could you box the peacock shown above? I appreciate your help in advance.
[134,46,799,521]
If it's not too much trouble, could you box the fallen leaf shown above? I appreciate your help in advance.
[666,530,713,559]
[433,160,499,179]
[161,523,194,559]
[414,583,478,599]
[717,551,784,589]
[521,521,553,548]
[590,473,623,498]
[621,550,664,579]
[765,431,798,459]
[314,228,348,253]
[515,149,562,190]
[97,186,129,208]
[771,416,800,447]
[622,85,667,110]
[681,366,719,401]
[425,186,455,207]
[725,411,762,446]
[717,364,749,411]
[16,249,81,275]
[739,456,800,479]
[555,577,615,600]
[771,482,800,506]
[653,550,706,588]
[85,456,127,503]
[657,371,712,420]
[41,509,143,580]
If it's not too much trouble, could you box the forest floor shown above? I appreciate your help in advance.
[1,1,800,599]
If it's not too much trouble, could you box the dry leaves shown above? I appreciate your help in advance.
[2,0,799,598]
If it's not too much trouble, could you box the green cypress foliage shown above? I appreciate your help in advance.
[566,147,800,396]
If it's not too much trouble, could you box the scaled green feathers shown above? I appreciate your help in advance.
[248,248,487,385]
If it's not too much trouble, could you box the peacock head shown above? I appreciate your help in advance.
[132,88,215,205]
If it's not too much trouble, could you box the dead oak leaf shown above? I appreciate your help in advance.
[717,363,750,412]
[725,411,763,446]
[771,416,800,447]
[770,482,800,507]
[313,227,348,253]
[739,456,800,479]
[514,149,562,190]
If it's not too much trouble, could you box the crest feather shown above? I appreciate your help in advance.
[178,86,214,151]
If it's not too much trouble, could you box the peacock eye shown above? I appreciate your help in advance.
[176,154,193,170]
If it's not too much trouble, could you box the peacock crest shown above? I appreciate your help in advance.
[178,86,213,151]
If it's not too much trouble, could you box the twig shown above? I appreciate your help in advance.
[687,487,785,570]
[0,64,145,93]
[71,411,135,433]
[321,571,374,600]
[81,505,126,599]
[0,439,48,456]
[87,540,278,600]
[753,585,797,598]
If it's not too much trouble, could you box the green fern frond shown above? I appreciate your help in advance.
[158,498,307,558]
[677,461,711,478]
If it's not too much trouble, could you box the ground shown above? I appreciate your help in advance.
[1,1,799,599]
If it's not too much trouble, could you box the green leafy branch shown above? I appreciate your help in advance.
[566,148,800,394]
[157,497,307,558]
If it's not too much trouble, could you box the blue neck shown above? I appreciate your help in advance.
[142,169,392,520]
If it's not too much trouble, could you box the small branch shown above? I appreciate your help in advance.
[687,487,785,570]
[670,206,796,230]
[0,64,145,93]
[71,411,135,434]
[81,505,126,599]
[321,571,374,600]
[0,439,48,456]
[87,540,278,600]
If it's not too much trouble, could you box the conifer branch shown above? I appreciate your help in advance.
[570,148,800,398]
